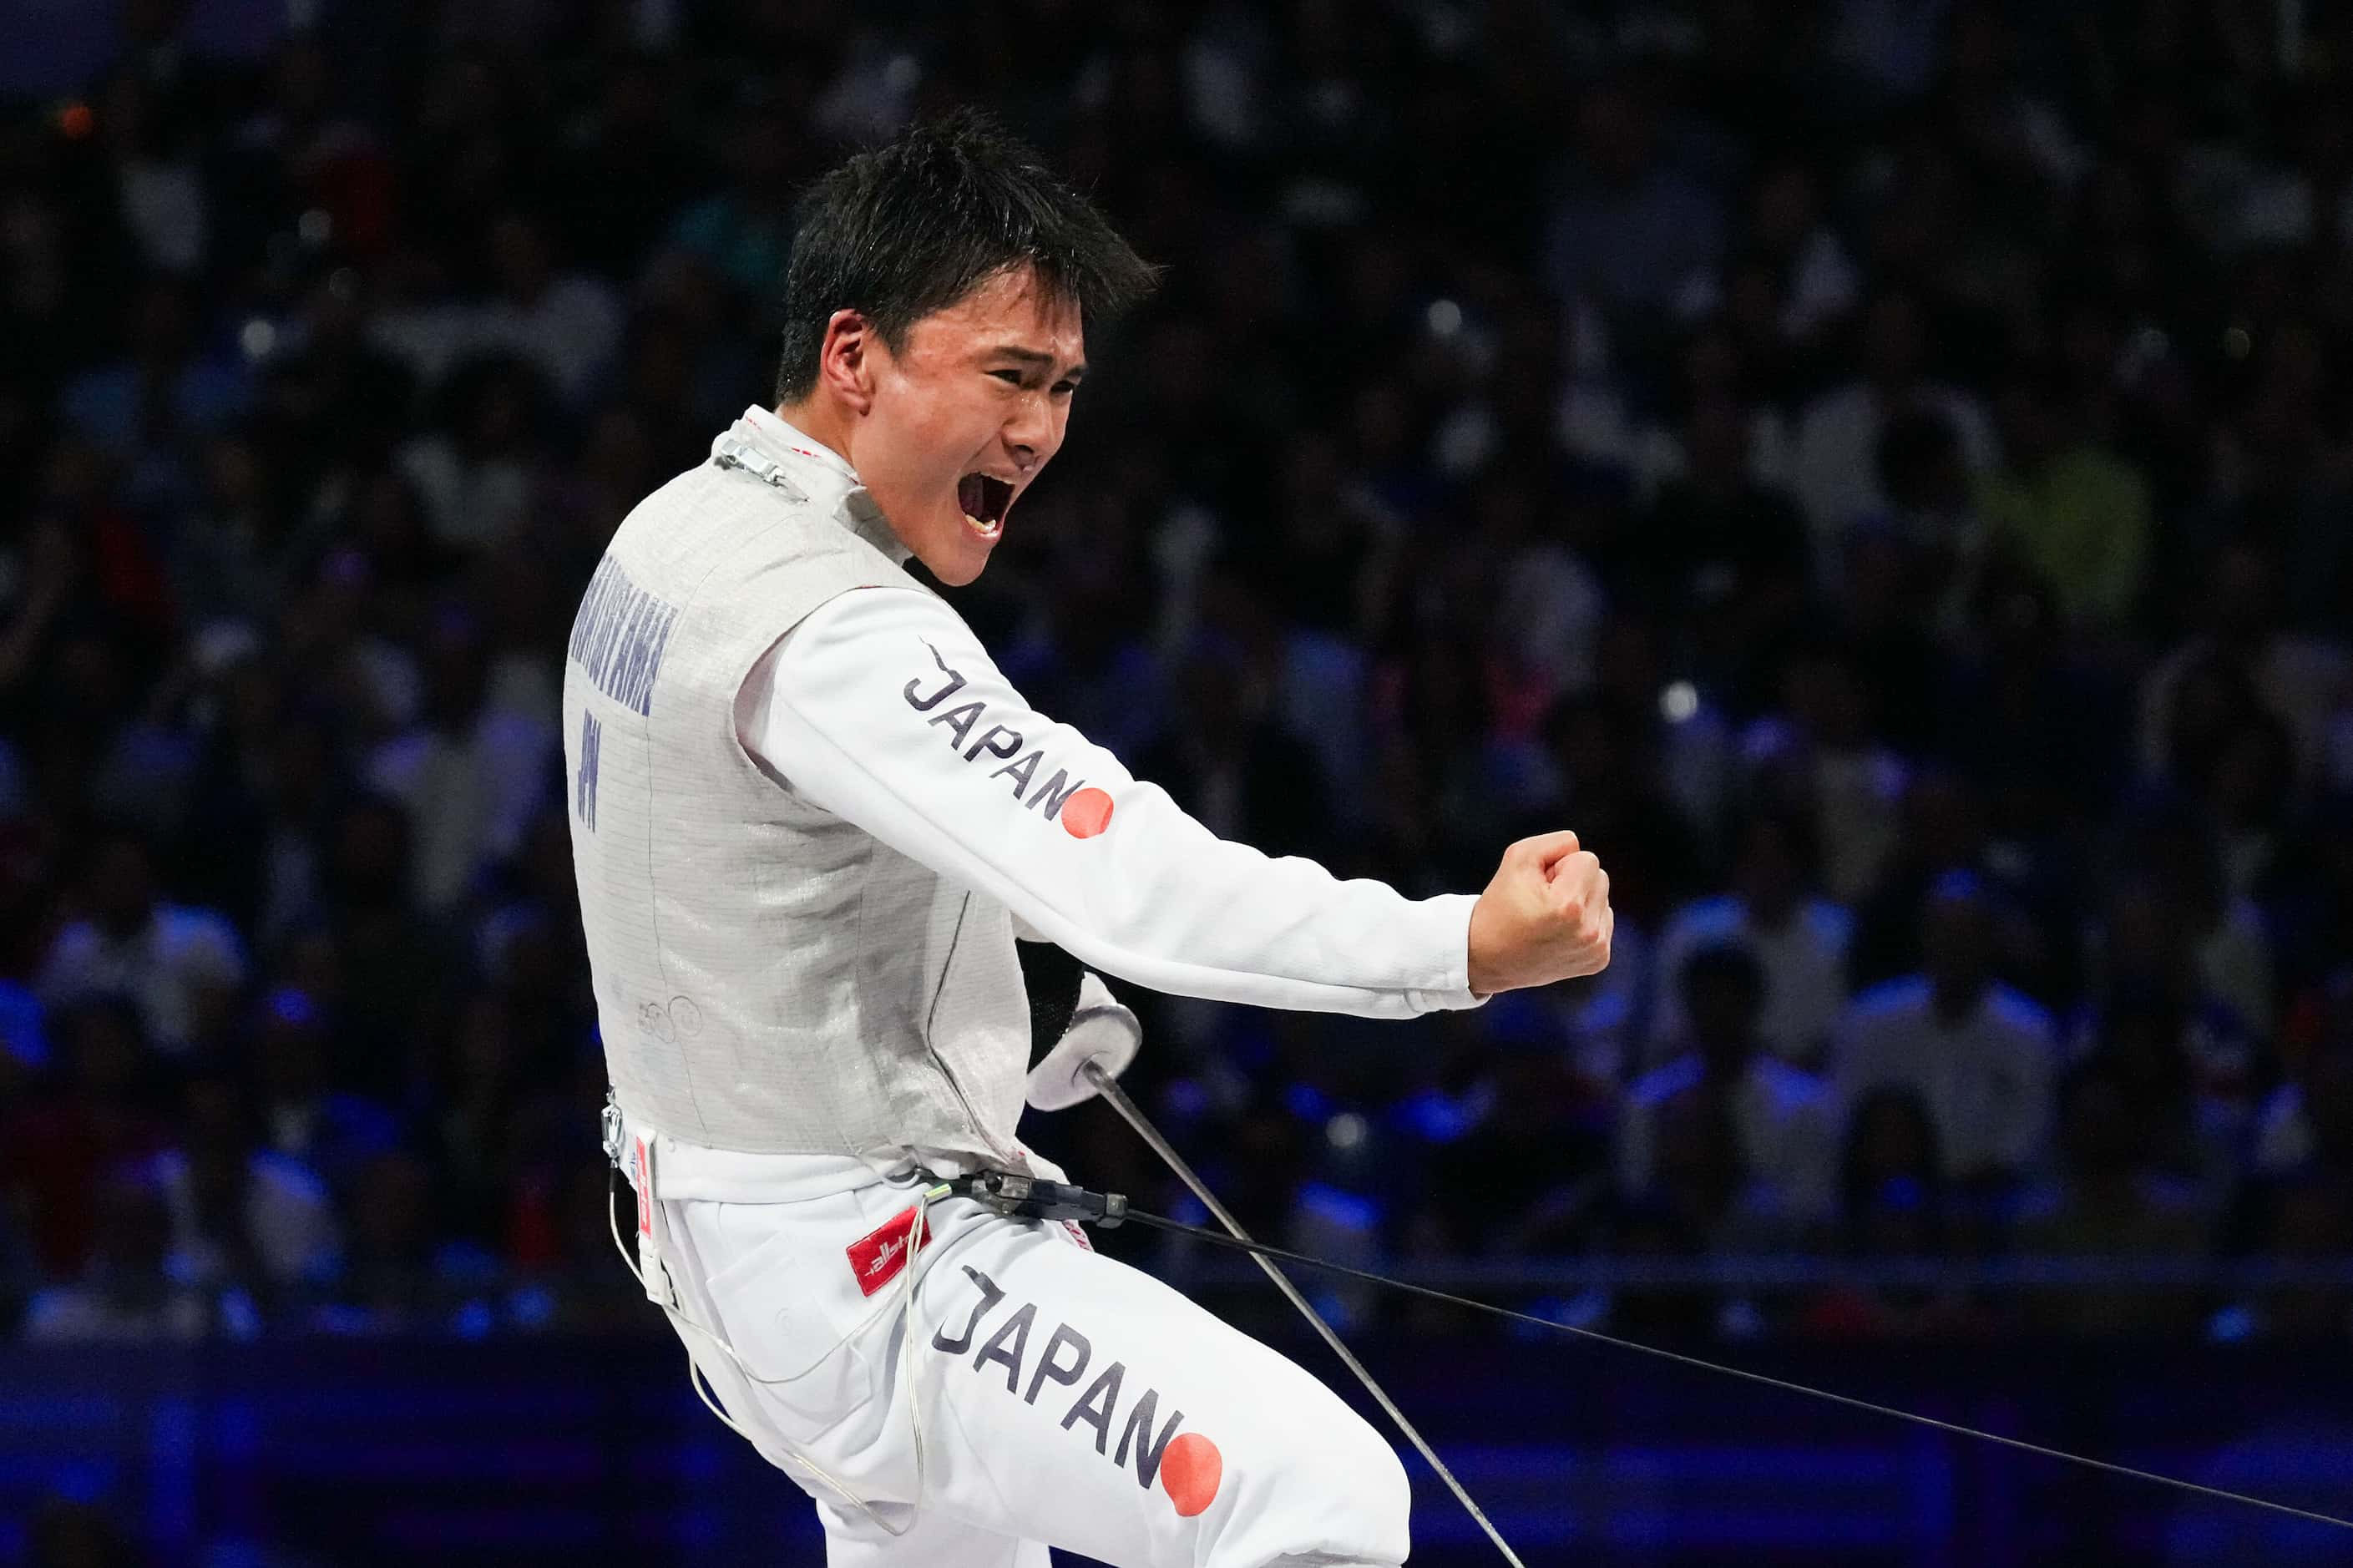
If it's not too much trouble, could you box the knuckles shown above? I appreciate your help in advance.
[1500,837,1620,984]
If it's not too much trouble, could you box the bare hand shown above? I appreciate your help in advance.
[1466,830,1613,996]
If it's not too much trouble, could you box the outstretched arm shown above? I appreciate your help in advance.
[738,585,1484,1017]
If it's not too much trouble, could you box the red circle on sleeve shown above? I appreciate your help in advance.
[1160,1432,1222,1516]
[1060,788,1115,838]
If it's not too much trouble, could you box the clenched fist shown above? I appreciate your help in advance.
[1466,831,1614,997]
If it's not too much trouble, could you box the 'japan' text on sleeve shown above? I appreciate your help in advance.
[735,585,1485,1017]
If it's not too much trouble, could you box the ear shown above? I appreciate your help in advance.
[816,308,876,414]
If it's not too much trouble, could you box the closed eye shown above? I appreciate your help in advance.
[989,368,1024,386]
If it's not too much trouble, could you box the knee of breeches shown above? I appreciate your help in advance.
[1207,1391,1411,1567]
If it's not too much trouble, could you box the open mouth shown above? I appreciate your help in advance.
[958,473,1014,539]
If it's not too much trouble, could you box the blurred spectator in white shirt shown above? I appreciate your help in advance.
[1543,76,1727,331]
[468,211,621,407]
[1622,943,1839,1227]
[1789,292,1996,570]
[1650,811,1852,1070]
[1835,871,2057,1183]
[60,278,249,458]
[393,357,544,554]
[2098,805,2275,1049]
[2140,540,2350,795]
[365,608,557,913]
[1741,643,1910,903]
[20,1171,210,1343]
[154,1073,340,1296]
[38,830,245,1055]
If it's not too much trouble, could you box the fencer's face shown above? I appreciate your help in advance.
[852,267,1085,586]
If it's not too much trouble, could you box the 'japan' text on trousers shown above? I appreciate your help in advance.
[653,1166,1411,1568]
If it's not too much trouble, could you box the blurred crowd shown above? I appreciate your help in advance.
[3,0,2353,1350]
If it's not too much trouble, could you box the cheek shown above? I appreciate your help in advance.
[870,402,953,500]
[908,397,984,474]
[1048,402,1073,452]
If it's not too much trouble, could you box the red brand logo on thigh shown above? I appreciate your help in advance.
[847,1206,932,1296]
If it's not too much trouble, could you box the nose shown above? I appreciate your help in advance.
[1003,390,1060,473]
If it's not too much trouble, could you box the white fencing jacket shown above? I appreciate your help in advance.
[564,406,1483,1171]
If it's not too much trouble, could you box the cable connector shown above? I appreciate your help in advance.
[949,1171,1127,1228]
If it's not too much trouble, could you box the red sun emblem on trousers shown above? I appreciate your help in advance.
[1160,1431,1222,1516]
[1060,788,1114,838]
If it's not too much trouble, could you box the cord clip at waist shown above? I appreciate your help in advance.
[944,1170,1128,1228]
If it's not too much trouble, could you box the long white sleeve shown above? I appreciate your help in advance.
[737,586,1483,1017]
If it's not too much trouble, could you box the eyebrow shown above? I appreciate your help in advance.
[989,346,1086,382]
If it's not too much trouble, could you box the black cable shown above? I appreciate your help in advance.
[1124,1209,2353,1530]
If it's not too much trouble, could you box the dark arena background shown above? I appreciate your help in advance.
[5,1,2353,1565]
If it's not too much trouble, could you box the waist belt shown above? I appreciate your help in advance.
[600,1090,1001,1203]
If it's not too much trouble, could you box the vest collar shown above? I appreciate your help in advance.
[721,406,913,566]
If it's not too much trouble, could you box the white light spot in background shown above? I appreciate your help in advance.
[240,318,277,361]
[298,209,332,247]
[1426,298,1463,336]
[1661,680,1699,723]
[1328,1111,1368,1151]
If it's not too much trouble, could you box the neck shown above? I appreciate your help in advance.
[767,397,915,566]
[774,396,857,473]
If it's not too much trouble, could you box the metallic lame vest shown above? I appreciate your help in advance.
[562,413,1031,1162]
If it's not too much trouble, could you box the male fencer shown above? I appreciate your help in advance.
[564,109,1614,1567]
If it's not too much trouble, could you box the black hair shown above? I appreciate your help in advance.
[773,109,1159,402]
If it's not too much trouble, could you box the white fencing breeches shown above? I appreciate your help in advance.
[650,1169,1412,1567]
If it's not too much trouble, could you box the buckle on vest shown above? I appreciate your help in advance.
[711,436,807,500]
[600,1088,626,1171]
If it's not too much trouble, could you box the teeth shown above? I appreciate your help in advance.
[964,512,1002,539]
